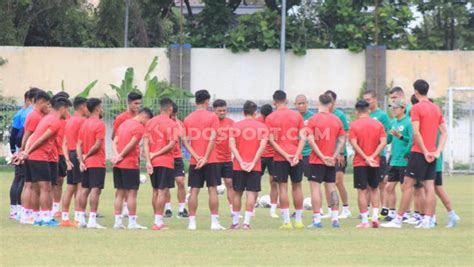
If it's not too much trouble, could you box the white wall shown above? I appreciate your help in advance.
[0,47,169,98]
[191,48,365,103]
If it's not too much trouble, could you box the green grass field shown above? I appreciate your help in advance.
[0,169,472,266]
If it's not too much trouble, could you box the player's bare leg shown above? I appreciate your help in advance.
[356,189,370,228]
[52,176,64,218]
[269,176,279,218]
[368,186,380,227]
[153,188,169,230]
[175,175,188,217]
[113,189,126,228]
[208,186,224,230]
[309,181,322,228]
[278,183,292,229]
[231,191,243,229]
[291,182,304,228]
[384,182,397,220]
[336,171,351,218]
[38,181,54,226]
[86,188,104,229]
[224,177,234,213]
[60,184,77,226]
[19,182,33,224]
[187,187,200,230]
[327,182,340,227]
[242,191,258,229]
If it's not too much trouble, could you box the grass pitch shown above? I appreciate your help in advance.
[0,169,472,266]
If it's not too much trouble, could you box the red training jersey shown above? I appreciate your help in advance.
[410,100,445,153]
[115,119,145,169]
[113,111,134,136]
[215,117,234,162]
[172,120,184,159]
[265,107,304,161]
[349,117,386,167]
[28,113,61,162]
[24,108,44,134]
[230,118,269,172]
[306,111,345,165]
[55,117,68,156]
[257,116,274,158]
[65,113,86,151]
[183,109,219,165]
[78,116,106,168]
[145,115,179,169]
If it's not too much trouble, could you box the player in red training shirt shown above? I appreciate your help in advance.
[144,98,179,230]
[257,104,279,218]
[213,99,235,214]
[112,108,153,230]
[182,90,225,230]
[20,96,71,227]
[76,98,107,229]
[349,100,386,229]
[265,90,306,230]
[163,102,188,218]
[112,92,142,217]
[229,101,268,230]
[15,89,50,224]
[306,94,345,228]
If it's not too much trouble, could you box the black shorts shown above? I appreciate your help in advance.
[353,166,380,190]
[82,168,106,189]
[173,158,185,178]
[405,152,436,183]
[335,156,347,173]
[309,164,336,183]
[435,171,443,186]
[302,156,311,178]
[261,157,274,176]
[113,167,140,190]
[188,163,221,188]
[58,155,67,177]
[379,156,388,181]
[233,171,262,192]
[24,160,32,183]
[218,162,233,178]
[387,166,406,183]
[272,160,303,183]
[27,160,58,185]
[151,167,175,189]
[66,150,83,185]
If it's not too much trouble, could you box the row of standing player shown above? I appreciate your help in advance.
[8,80,459,230]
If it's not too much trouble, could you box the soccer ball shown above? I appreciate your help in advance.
[139,174,147,184]
[258,195,271,208]
[217,184,226,195]
[303,197,312,210]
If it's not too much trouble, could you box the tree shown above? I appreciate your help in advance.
[187,0,242,47]
[412,0,474,50]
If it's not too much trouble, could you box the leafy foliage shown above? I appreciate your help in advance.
[412,0,474,50]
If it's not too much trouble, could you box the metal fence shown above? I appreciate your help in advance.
[445,87,474,174]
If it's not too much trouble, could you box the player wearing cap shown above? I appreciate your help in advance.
[382,79,447,229]
[384,99,412,222]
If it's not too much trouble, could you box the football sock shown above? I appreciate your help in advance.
[295,209,303,223]
[312,212,321,224]
[281,208,290,224]
[243,211,252,225]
